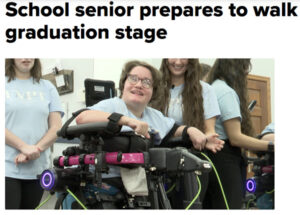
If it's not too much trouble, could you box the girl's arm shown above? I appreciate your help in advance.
[204,117,217,135]
[76,110,150,138]
[224,118,270,151]
[5,128,40,160]
[35,111,62,152]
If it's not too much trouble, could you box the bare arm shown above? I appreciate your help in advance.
[6,128,28,150]
[204,116,224,153]
[36,111,62,151]
[174,125,224,152]
[261,133,274,142]
[223,118,269,151]
[76,110,111,124]
[204,117,217,135]
[15,112,62,164]
[76,110,150,138]
[6,128,40,160]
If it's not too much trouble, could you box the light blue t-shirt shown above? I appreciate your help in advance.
[261,122,275,135]
[5,77,64,179]
[89,97,175,177]
[211,79,241,140]
[167,81,220,125]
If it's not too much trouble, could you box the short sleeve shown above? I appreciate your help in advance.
[88,97,128,114]
[261,122,275,135]
[47,81,64,118]
[88,97,133,120]
[218,91,241,122]
[89,98,115,112]
[201,81,220,120]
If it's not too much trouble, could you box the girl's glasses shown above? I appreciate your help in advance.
[127,74,153,89]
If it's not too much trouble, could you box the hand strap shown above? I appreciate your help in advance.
[182,126,193,148]
[182,126,190,142]
[268,141,274,152]
[106,112,123,135]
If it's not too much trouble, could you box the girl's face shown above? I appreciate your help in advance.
[122,66,153,108]
[167,59,188,78]
[14,59,34,73]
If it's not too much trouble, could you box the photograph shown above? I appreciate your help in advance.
[5,58,274,210]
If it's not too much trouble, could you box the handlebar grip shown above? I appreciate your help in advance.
[57,122,109,139]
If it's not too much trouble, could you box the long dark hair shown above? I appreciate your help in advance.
[151,59,205,132]
[207,59,254,136]
[5,58,42,83]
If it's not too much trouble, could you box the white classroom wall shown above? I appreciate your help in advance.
[250,59,275,122]
[93,58,162,93]
[41,58,274,123]
[40,59,94,123]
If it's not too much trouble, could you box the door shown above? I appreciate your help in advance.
[246,74,271,178]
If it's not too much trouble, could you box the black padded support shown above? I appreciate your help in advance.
[58,108,89,139]
[160,123,180,147]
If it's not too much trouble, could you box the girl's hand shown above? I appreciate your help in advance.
[205,133,224,153]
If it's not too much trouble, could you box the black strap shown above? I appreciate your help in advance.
[268,141,274,152]
[160,123,180,147]
[105,112,123,135]
[182,126,193,148]
[182,126,190,142]
[257,132,274,139]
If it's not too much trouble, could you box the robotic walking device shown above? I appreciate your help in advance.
[38,109,212,209]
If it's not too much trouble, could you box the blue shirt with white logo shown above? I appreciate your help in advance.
[5,77,64,179]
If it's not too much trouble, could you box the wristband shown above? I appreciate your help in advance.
[182,126,190,142]
[182,126,193,148]
[106,112,123,135]
[268,141,274,152]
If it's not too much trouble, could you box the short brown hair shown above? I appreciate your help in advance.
[119,60,162,103]
[5,58,42,83]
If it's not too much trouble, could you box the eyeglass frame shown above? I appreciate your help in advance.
[126,74,153,89]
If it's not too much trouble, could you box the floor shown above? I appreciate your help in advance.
[37,191,58,209]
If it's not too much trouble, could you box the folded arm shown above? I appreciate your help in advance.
[174,124,224,153]
[14,111,62,165]
[5,128,40,161]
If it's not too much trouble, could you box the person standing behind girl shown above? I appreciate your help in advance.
[5,58,64,209]
[151,58,221,208]
[204,59,274,209]
[199,63,212,82]
[153,58,220,144]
